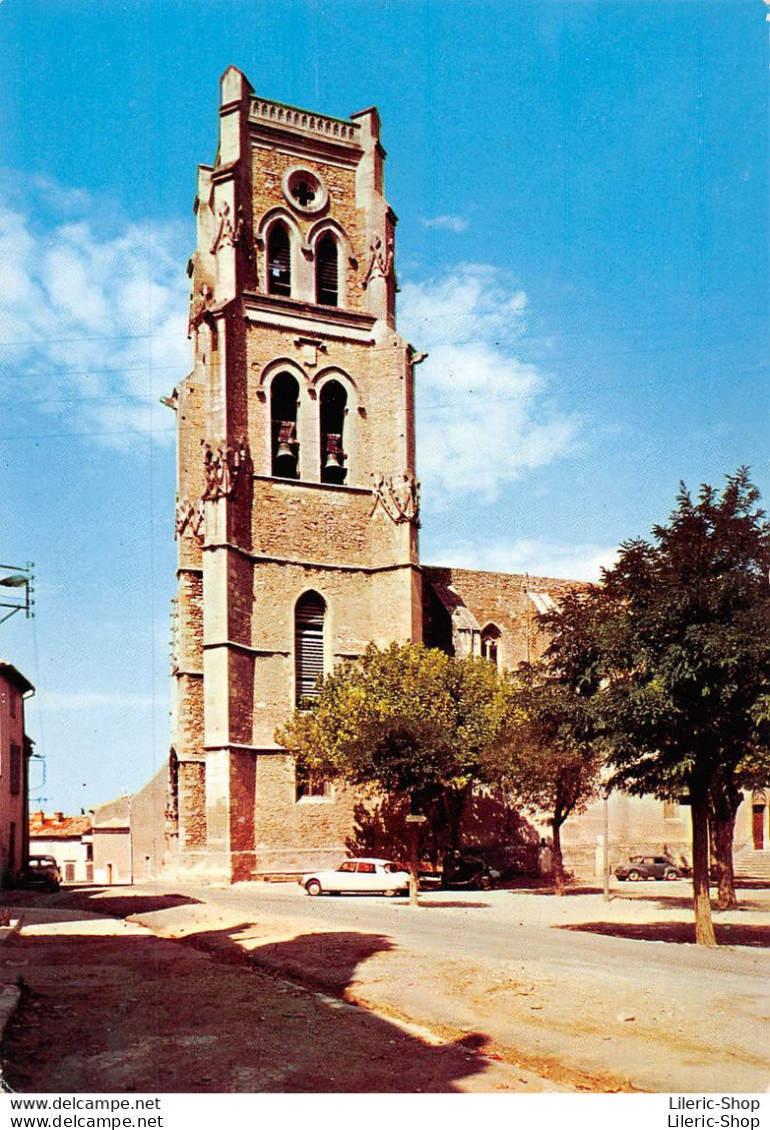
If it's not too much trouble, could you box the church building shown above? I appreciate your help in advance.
[166,67,768,883]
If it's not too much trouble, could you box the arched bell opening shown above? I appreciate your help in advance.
[319,380,347,484]
[271,372,300,479]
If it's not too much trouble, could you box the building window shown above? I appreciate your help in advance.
[295,592,326,705]
[9,690,16,719]
[481,624,502,668]
[64,862,76,883]
[319,380,347,484]
[9,743,21,796]
[267,223,292,296]
[316,233,339,307]
[271,373,300,478]
[663,800,680,820]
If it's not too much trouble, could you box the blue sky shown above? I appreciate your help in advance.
[1,0,768,813]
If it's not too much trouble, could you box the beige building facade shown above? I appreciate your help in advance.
[167,69,770,884]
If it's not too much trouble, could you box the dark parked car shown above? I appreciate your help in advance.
[614,855,681,882]
[17,855,61,892]
[441,850,500,891]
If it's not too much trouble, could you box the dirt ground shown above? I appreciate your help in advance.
[0,902,572,1094]
[1,882,769,1094]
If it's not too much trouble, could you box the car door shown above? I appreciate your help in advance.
[355,861,379,891]
[333,861,358,892]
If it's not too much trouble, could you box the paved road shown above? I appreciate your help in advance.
[158,880,770,1093]
[201,881,770,981]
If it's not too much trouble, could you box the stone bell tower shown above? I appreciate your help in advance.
[168,67,423,880]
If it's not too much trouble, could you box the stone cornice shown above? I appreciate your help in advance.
[202,641,289,657]
[201,539,419,576]
[242,292,376,343]
[204,742,287,754]
[251,474,371,497]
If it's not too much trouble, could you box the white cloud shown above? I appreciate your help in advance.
[0,180,189,447]
[420,214,469,233]
[398,265,583,505]
[427,537,619,582]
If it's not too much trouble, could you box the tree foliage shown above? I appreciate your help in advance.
[277,642,517,899]
[543,469,770,942]
[278,642,513,793]
[487,663,603,893]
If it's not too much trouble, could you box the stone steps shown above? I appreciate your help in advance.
[734,849,770,878]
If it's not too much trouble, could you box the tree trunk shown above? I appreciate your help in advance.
[407,797,421,907]
[690,784,717,946]
[710,807,738,911]
[444,782,472,850]
[551,819,565,896]
[709,784,741,912]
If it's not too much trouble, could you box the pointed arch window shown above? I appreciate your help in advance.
[267,223,292,296]
[316,233,339,307]
[271,372,300,479]
[295,592,326,705]
[481,624,502,668]
[319,380,347,484]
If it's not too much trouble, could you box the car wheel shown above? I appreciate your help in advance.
[477,874,493,891]
[627,869,641,882]
[383,888,400,898]
[305,879,322,896]
[664,868,678,881]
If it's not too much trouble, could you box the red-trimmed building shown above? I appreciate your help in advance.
[0,661,34,887]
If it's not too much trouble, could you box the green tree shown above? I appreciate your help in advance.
[277,641,515,903]
[545,470,770,944]
[487,663,603,894]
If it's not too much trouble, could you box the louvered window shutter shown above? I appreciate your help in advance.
[268,226,292,296]
[295,595,325,704]
[316,235,338,306]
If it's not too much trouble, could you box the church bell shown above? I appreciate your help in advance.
[323,433,345,478]
[274,420,298,473]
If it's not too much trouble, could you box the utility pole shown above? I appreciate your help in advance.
[0,563,34,624]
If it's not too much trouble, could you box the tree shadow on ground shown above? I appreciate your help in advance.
[560,921,770,947]
[504,885,600,897]
[1,918,503,1093]
[57,887,203,917]
[1,887,202,921]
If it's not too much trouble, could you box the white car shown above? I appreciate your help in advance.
[300,858,410,897]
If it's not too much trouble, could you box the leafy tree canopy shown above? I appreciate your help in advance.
[582,469,770,796]
[541,469,770,940]
[277,641,516,801]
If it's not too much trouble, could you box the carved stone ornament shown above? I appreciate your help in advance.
[210,201,245,254]
[188,283,214,335]
[361,236,394,290]
[201,438,250,501]
[169,595,179,674]
[369,471,420,525]
[174,495,205,540]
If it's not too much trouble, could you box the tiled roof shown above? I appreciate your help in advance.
[29,812,91,839]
